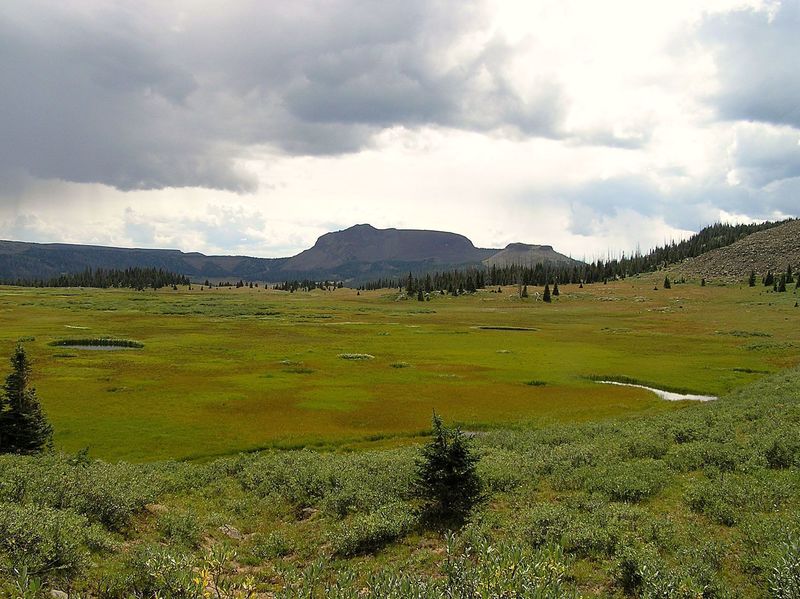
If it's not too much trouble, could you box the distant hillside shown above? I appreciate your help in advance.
[675,219,800,280]
[284,224,496,273]
[482,242,580,268]
[0,240,286,281]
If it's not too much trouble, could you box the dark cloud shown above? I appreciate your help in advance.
[729,124,800,188]
[702,2,800,129]
[0,1,568,191]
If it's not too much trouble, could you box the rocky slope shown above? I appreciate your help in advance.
[674,219,800,280]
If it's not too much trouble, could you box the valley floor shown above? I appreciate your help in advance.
[0,275,797,461]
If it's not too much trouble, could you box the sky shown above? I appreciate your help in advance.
[1,0,798,260]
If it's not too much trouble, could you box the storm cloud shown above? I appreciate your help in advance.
[0,1,568,192]
[702,2,800,130]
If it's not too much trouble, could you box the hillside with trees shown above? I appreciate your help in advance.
[675,219,800,280]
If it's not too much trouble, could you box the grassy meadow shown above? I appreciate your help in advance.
[1,275,798,461]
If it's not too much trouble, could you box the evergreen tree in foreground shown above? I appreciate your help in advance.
[748,270,756,287]
[415,412,481,521]
[664,276,672,289]
[553,281,560,296]
[0,345,53,454]
[543,283,552,303]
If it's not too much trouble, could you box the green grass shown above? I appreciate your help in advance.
[0,276,798,461]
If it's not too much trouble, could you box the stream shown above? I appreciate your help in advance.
[596,380,717,401]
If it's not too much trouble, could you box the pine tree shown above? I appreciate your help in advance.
[764,271,774,287]
[748,271,756,287]
[778,275,787,293]
[701,278,706,287]
[552,281,560,296]
[417,288,424,302]
[0,346,53,454]
[664,276,671,289]
[521,285,529,298]
[415,412,481,520]
[543,283,551,303]
[406,272,415,295]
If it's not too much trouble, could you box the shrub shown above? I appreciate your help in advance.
[247,530,292,561]
[666,441,752,473]
[613,543,660,594]
[330,501,417,557]
[442,534,575,598]
[739,514,800,583]
[124,545,203,598]
[238,449,415,517]
[477,448,530,493]
[765,430,800,469]
[158,510,202,547]
[0,502,89,579]
[0,453,166,531]
[685,472,794,526]
[770,538,800,599]
[522,502,571,548]
[583,459,670,502]
[624,434,670,460]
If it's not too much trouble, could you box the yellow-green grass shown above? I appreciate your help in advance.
[0,276,797,461]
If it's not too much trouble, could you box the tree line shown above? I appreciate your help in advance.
[5,267,190,290]
[274,280,344,292]
[359,219,797,292]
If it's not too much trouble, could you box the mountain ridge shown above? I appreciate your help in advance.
[0,224,577,283]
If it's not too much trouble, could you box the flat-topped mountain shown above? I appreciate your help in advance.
[284,224,495,271]
[675,219,800,280]
[483,242,580,268]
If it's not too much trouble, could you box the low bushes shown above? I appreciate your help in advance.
[237,449,416,517]
[329,502,417,557]
[0,502,90,579]
[575,459,671,502]
[685,472,795,526]
[0,453,166,530]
